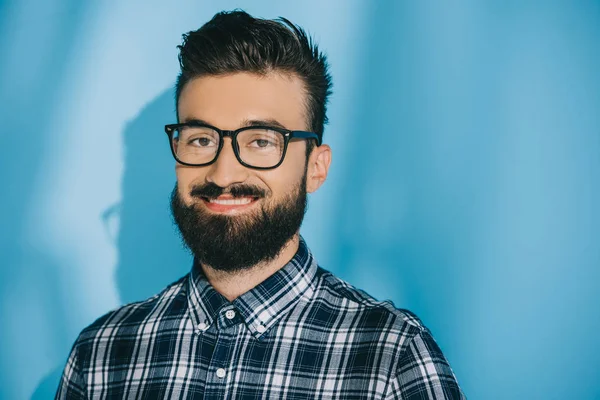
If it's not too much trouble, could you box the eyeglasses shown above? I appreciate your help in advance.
[164,122,321,170]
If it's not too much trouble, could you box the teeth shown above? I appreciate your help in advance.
[209,197,253,205]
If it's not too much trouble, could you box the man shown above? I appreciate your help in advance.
[56,10,464,399]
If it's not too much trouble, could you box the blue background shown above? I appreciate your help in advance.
[1,1,599,399]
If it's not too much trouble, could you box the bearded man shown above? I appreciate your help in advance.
[56,10,464,399]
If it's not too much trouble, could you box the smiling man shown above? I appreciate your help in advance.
[56,10,464,399]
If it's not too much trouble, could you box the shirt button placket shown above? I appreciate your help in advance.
[205,308,237,397]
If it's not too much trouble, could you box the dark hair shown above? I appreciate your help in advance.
[176,10,332,153]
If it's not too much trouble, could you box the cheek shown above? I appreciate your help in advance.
[262,145,307,196]
[285,143,309,178]
[175,166,205,200]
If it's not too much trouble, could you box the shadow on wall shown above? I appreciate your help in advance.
[31,88,191,399]
[113,88,191,304]
[31,368,64,400]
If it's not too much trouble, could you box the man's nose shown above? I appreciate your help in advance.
[205,138,249,187]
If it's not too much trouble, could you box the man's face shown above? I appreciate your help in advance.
[171,72,328,271]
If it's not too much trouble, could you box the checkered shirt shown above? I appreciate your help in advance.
[56,239,464,399]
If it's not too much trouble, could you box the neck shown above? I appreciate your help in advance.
[201,234,301,301]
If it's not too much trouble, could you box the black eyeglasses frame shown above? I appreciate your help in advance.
[164,122,321,170]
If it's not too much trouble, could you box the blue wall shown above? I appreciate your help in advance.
[1,1,599,399]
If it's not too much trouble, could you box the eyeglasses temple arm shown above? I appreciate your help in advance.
[291,131,322,146]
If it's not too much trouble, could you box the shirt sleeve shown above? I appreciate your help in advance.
[55,340,87,400]
[385,329,465,400]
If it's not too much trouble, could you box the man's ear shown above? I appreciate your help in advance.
[306,144,332,193]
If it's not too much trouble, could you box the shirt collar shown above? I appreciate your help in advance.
[187,238,318,339]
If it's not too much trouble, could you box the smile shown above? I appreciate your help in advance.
[208,197,254,205]
[201,195,260,214]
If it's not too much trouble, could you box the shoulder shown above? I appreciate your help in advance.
[76,275,189,345]
[315,268,465,396]
[315,267,427,339]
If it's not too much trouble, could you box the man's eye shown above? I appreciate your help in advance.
[190,137,214,147]
[253,139,273,148]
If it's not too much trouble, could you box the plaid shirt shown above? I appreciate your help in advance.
[56,239,464,399]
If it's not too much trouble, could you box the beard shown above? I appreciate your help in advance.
[170,173,307,273]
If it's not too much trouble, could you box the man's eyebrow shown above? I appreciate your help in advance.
[242,119,288,130]
[180,117,211,125]
[179,117,289,130]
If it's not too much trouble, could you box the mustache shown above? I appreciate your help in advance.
[190,182,267,199]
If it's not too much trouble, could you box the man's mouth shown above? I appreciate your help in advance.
[207,197,254,205]
[201,195,260,213]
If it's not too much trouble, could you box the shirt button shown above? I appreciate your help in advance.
[256,324,267,333]
[197,322,207,331]
[225,310,236,320]
[216,368,226,378]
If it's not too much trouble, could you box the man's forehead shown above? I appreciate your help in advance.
[177,72,309,130]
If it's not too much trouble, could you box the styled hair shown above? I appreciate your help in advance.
[176,10,332,148]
